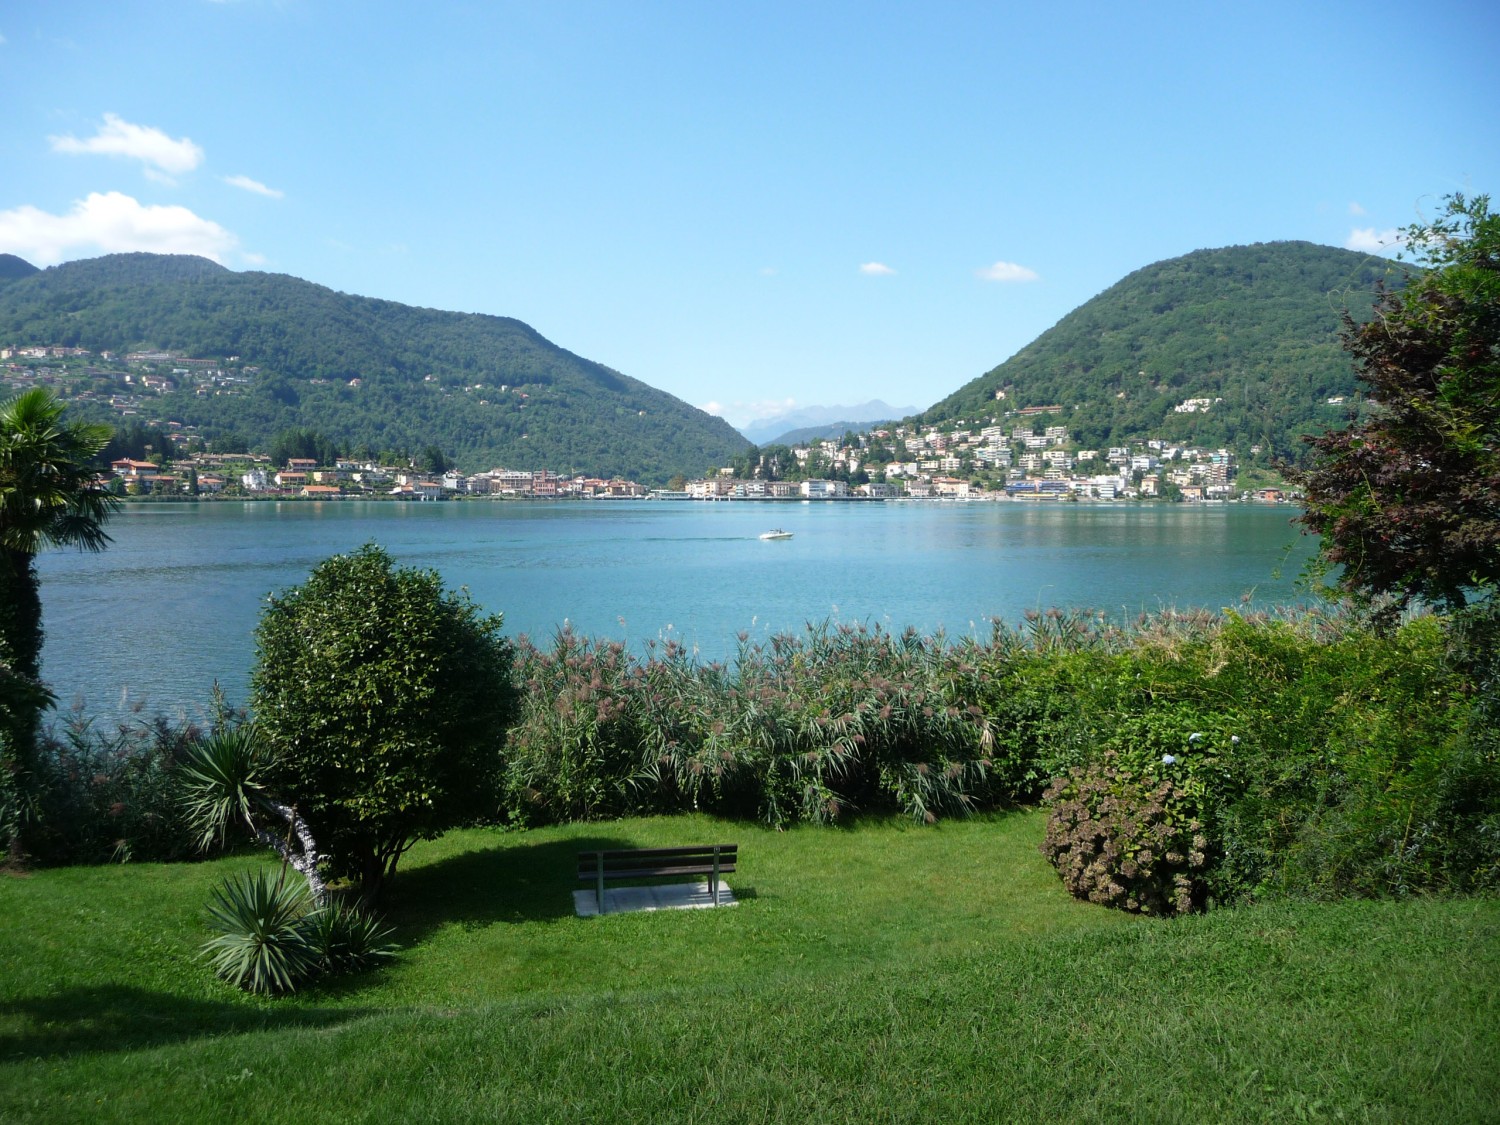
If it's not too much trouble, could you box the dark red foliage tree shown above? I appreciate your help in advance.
[1293,193,1499,620]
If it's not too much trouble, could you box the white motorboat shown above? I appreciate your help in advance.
[759,529,793,540]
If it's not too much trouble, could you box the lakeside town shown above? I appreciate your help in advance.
[4,344,1290,503]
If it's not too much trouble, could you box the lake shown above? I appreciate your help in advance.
[36,499,1313,720]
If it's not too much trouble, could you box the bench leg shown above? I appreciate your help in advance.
[597,854,606,916]
[711,847,721,907]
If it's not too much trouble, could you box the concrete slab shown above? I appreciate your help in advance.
[573,880,738,917]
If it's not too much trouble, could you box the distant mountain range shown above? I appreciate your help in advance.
[738,400,920,446]
[921,240,1402,460]
[0,253,749,485]
[0,240,1404,482]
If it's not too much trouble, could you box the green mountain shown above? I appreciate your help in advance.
[921,241,1405,460]
[0,254,40,282]
[0,253,749,483]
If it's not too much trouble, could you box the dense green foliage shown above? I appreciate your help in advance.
[1293,194,1499,616]
[0,252,750,483]
[2,817,1495,1121]
[503,608,1498,903]
[0,254,39,283]
[251,545,519,899]
[25,604,1498,908]
[922,241,1398,460]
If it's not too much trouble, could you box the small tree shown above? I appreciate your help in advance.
[0,389,117,861]
[251,544,518,900]
[1292,193,1499,620]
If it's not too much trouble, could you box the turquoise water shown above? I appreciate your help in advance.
[37,499,1313,719]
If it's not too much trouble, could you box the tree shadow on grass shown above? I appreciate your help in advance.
[386,833,638,944]
[0,984,375,1062]
[387,832,758,945]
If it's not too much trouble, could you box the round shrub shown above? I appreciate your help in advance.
[1040,748,1212,915]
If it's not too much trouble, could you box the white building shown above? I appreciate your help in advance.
[801,479,849,499]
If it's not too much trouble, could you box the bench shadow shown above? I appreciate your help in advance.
[0,984,374,1063]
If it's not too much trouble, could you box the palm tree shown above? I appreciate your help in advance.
[0,388,118,861]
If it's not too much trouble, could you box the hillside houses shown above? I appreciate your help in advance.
[684,418,1252,503]
[5,339,1271,505]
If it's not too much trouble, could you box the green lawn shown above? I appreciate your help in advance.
[3,811,1496,1123]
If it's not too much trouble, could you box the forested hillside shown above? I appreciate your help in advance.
[0,253,749,482]
[922,241,1404,460]
[0,254,39,282]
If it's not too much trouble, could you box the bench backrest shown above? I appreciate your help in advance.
[577,844,737,883]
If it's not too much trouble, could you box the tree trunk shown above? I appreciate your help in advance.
[258,799,330,907]
[0,548,43,680]
[0,549,43,867]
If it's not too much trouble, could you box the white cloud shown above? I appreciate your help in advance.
[0,191,237,265]
[1348,201,1367,216]
[49,113,204,176]
[976,260,1040,283]
[224,173,283,199]
[1346,226,1403,254]
[859,261,896,276]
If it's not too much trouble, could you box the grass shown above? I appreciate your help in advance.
[2,811,1496,1122]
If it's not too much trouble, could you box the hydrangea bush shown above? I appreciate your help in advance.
[1039,720,1226,915]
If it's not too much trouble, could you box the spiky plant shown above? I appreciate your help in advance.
[299,899,398,975]
[178,726,328,904]
[202,868,318,994]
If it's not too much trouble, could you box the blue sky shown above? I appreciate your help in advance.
[2,2,1496,427]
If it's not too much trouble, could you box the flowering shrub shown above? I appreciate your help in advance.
[1040,742,1212,915]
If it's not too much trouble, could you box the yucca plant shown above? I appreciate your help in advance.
[202,868,318,994]
[299,898,398,975]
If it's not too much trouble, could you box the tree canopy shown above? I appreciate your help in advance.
[1292,193,1499,618]
[250,544,518,899]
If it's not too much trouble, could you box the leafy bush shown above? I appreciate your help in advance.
[1036,609,1499,909]
[252,544,519,899]
[1040,725,1220,916]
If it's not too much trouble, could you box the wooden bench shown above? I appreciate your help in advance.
[577,844,737,915]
